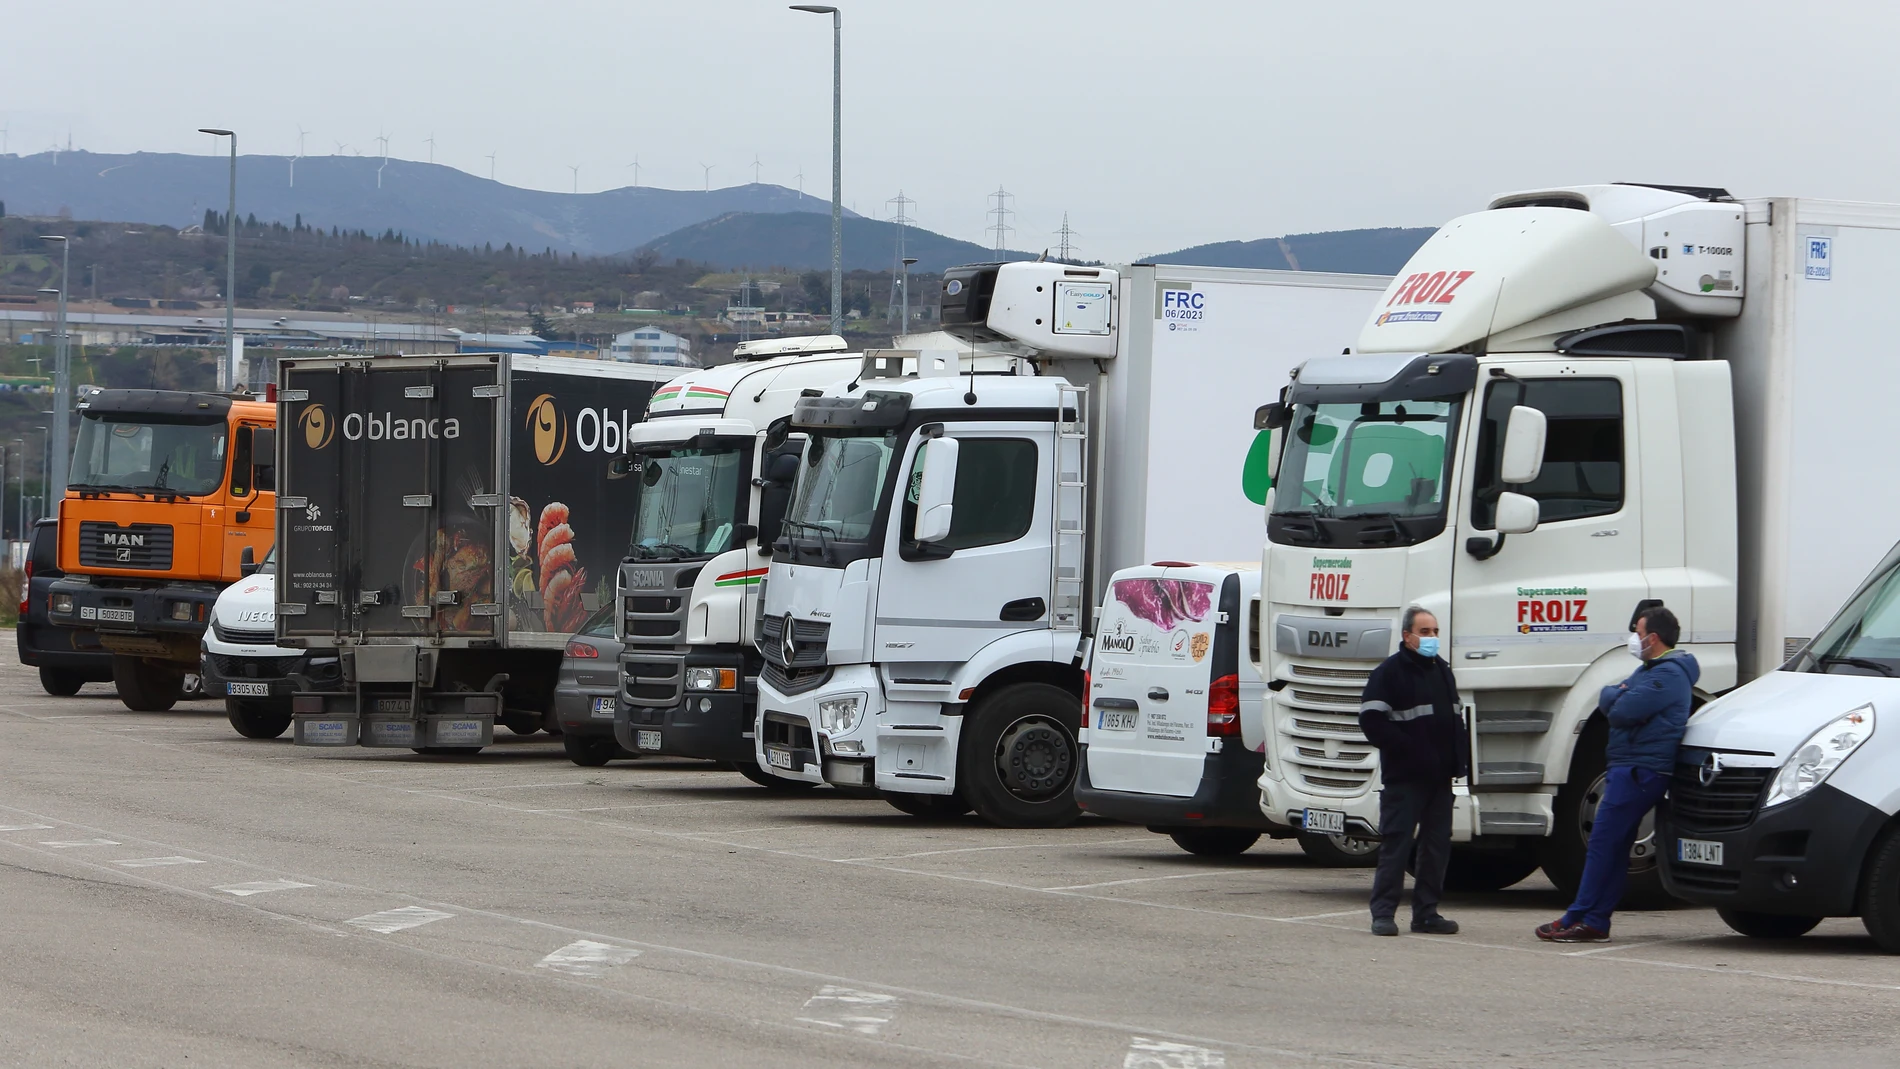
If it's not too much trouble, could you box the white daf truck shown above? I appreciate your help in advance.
[752,262,1387,826]
[1254,183,1900,899]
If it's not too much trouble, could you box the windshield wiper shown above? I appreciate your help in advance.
[631,541,702,561]
[1818,655,1898,677]
[779,519,837,564]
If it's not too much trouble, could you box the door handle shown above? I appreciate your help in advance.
[1000,597,1046,622]
[1147,687,1169,702]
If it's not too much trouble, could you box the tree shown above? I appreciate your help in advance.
[528,309,554,338]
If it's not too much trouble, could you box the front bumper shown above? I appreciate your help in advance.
[200,645,338,702]
[1659,781,1888,917]
[1256,766,1382,839]
[754,669,871,786]
[48,578,218,660]
[16,618,113,673]
[1076,741,1277,830]
[613,647,754,759]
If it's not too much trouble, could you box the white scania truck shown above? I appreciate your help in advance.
[1253,183,1900,899]
[752,262,1387,826]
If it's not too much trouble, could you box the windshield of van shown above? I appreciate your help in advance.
[71,414,228,497]
[1269,397,1461,547]
[626,446,746,561]
[1791,551,1900,676]
[784,430,898,551]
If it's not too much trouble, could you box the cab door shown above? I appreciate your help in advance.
[222,421,276,576]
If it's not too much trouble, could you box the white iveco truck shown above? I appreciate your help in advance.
[753,262,1387,825]
[1254,183,1900,899]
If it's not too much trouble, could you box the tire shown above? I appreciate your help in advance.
[1541,721,1675,909]
[112,655,184,712]
[501,713,542,736]
[734,761,821,791]
[1718,908,1823,940]
[1298,830,1381,867]
[225,699,292,740]
[1443,844,1542,892]
[38,667,85,697]
[1859,825,1900,953]
[957,682,1083,829]
[882,790,973,819]
[563,733,619,767]
[410,746,485,756]
[1170,827,1262,856]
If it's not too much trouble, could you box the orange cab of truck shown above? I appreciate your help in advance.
[47,388,277,712]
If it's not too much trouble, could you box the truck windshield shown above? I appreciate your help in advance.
[70,414,228,497]
[626,446,746,560]
[783,430,898,557]
[1269,398,1462,547]
[1790,549,1900,677]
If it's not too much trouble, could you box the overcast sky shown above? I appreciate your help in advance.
[9,0,1899,259]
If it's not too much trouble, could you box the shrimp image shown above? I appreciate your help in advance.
[536,502,588,633]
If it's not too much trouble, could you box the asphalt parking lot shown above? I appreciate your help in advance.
[2,660,1894,1069]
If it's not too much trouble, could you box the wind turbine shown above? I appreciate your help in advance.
[424,133,435,165]
[375,131,390,188]
[700,162,714,192]
[626,155,641,188]
[794,163,805,200]
[333,139,348,156]
[569,164,580,194]
[752,154,763,184]
[486,151,497,181]
[289,125,306,188]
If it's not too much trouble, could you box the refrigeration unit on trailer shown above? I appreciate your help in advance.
[1253,183,1900,898]
[753,261,1388,826]
[275,353,676,753]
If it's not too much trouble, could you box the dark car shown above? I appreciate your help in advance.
[556,606,637,766]
[17,519,114,696]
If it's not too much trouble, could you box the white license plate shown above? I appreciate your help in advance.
[226,681,271,697]
[1677,838,1725,866]
[1097,706,1138,731]
[765,746,795,770]
[591,696,617,719]
[98,608,135,624]
[1303,808,1348,835]
[635,729,662,750]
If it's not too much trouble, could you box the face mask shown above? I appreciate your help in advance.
[1628,632,1647,660]
[1417,636,1440,659]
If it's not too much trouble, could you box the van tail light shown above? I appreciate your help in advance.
[23,561,33,580]
[1081,671,1091,720]
[1207,673,1240,736]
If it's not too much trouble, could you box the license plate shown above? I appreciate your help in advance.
[227,681,271,697]
[765,746,796,770]
[1677,838,1725,866]
[1097,707,1138,731]
[1303,808,1348,835]
[98,608,135,624]
[374,698,410,714]
[591,696,617,719]
[635,729,662,751]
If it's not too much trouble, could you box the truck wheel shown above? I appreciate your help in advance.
[112,656,184,712]
[501,713,542,736]
[1443,844,1542,891]
[958,682,1082,829]
[38,668,85,697]
[734,762,820,791]
[1717,908,1823,940]
[225,699,292,739]
[1859,826,1900,953]
[881,790,973,819]
[563,733,618,767]
[1541,722,1675,909]
[1171,828,1262,856]
[1298,831,1381,867]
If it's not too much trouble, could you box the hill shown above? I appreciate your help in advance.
[1144,227,1434,275]
[0,151,850,256]
[635,212,1037,274]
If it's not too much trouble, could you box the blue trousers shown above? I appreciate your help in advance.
[1562,765,1670,932]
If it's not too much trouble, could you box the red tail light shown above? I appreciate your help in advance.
[23,561,33,580]
[265,383,278,403]
[1081,671,1091,720]
[1207,673,1240,736]
[564,640,599,658]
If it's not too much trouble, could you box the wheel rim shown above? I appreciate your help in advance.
[1577,770,1657,872]
[992,714,1075,802]
[1329,833,1380,857]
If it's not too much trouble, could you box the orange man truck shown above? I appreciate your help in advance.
[47,389,277,711]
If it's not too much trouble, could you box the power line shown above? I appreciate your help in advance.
[986,186,1015,253]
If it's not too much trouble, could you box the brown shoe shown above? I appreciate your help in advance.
[1547,923,1610,943]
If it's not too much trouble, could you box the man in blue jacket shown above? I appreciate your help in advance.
[1538,606,1699,943]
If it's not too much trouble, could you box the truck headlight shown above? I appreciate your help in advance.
[1763,704,1874,809]
[170,601,194,622]
[50,594,74,614]
[686,667,738,691]
[818,695,862,734]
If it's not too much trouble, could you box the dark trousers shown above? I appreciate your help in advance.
[1370,779,1454,922]
[1563,765,1670,932]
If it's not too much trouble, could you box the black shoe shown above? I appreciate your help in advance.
[1371,917,1400,937]
[1411,916,1460,935]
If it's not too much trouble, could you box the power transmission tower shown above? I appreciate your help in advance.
[986,186,1015,253]
[886,190,915,325]
[1054,213,1080,262]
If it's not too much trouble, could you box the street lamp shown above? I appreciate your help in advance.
[790,5,842,337]
[37,234,70,500]
[199,127,237,391]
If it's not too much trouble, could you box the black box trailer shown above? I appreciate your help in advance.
[274,353,679,752]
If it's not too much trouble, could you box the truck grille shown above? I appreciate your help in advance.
[1276,663,1377,796]
[78,522,173,570]
[212,622,276,645]
[618,561,695,643]
[1669,762,1771,832]
[763,661,832,696]
[759,615,829,669]
[621,654,684,707]
[205,653,299,679]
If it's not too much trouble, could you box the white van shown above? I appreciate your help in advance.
[1660,540,1900,951]
[1077,563,1375,863]
[201,549,340,739]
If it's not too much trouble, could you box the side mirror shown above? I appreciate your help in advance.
[608,454,636,479]
[1495,491,1541,535]
[1498,405,1547,485]
[239,544,259,577]
[911,437,960,544]
[1254,402,1291,431]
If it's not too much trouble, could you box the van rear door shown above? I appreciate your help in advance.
[1086,566,1230,797]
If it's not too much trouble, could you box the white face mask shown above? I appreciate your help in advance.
[1628,632,1647,660]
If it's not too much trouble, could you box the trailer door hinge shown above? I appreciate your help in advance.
[472,385,504,398]
[470,603,503,617]
[401,605,433,618]
[276,603,308,616]
[278,496,309,509]
[279,389,310,402]
[404,385,436,399]
[403,494,434,508]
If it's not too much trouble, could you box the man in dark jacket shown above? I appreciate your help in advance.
[1360,606,1468,937]
[1537,605,1700,943]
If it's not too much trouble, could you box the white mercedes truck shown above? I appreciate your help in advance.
[1254,183,1900,899]
[753,262,1388,826]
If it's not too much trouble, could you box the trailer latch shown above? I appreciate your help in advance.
[433,591,462,605]
[469,603,502,617]
[404,385,436,399]
[402,495,434,508]
[468,494,503,507]
[278,496,308,509]
[401,605,433,618]
[358,591,382,606]
[315,590,338,604]
[280,389,310,402]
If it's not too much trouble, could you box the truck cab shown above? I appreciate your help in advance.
[49,387,276,711]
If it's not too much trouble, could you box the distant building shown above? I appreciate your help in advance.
[569,301,596,315]
[456,333,600,358]
[609,328,696,367]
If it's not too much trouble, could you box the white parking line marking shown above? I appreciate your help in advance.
[536,939,642,978]
[0,823,55,831]
[113,856,206,868]
[1041,870,1236,892]
[795,985,899,1035]
[1125,1036,1225,1068]
[217,879,316,897]
[346,906,454,934]
[39,838,120,848]
[837,838,1150,863]
[1277,909,1369,923]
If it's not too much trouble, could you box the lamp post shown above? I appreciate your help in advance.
[8,439,18,544]
[199,128,237,391]
[38,234,70,500]
[790,5,842,337]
